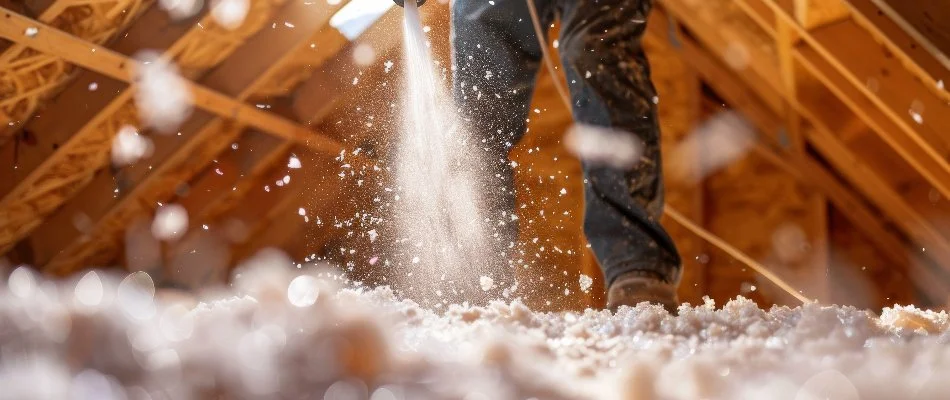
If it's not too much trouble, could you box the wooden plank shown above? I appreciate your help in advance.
[876,0,950,67]
[164,27,353,231]
[659,0,785,116]
[228,189,310,270]
[0,0,170,197]
[1,5,205,208]
[104,5,406,277]
[813,21,950,158]
[218,147,354,272]
[169,8,404,267]
[0,7,341,152]
[31,0,344,254]
[292,10,404,123]
[653,5,825,305]
[794,0,850,30]
[669,9,947,303]
[793,40,950,209]
[209,7,413,278]
[846,0,950,103]
[0,4,346,258]
[741,2,950,207]
[797,103,950,269]
[734,0,777,34]
[782,1,843,299]
[183,138,294,226]
[0,0,152,144]
[38,2,354,275]
[776,20,803,151]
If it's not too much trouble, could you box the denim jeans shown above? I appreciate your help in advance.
[451,0,682,288]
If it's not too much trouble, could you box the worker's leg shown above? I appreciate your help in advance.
[557,0,683,300]
[451,0,554,287]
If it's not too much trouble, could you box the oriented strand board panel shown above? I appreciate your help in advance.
[644,25,707,306]
[881,0,950,60]
[661,0,785,114]
[699,102,828,306]
[827,207,916,309]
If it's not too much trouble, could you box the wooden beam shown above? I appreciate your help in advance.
[0,0,151,143]
[36,2,351,275]
[249,27,351,100]
[292,10,405,122]
[783,1,837,300]
[737,1,950,212]
[666,0,950,280]
[185,139,295,226]
[663,4,948,303]
[165,8,403,263]
[228,188,310,269]
[813,21,950,189]
[874,0,950,68]
[734,105,946,303]
[0,5,347,258]
[660,2,830,304]
[217,147,357,271]
[87,5,402,274]
[794,0,850,30]
[659,0,786,116]
[215,4,442,289]
[733,0,950,243]
[731,0,950,235]
[845,0,950,102]
[0,4,202,199]
[166,27,351,233]
[775,20,803,152]
[0,7,339,151]
[790,49,950,266]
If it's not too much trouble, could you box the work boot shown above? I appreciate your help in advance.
[606,270,679,315]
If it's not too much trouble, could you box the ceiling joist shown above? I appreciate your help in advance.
[0,5,347,259]
[658,0,950,293]
[36,1,354,274]
[657,15,947,302]
[172,9,407,271]
[0,0,151,143]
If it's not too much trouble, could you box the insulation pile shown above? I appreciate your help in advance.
[1,251,949,400]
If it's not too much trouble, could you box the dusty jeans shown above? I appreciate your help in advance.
[451,0,682,288]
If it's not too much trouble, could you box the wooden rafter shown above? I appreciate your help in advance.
[170,26,351,234]
[845,0,949,100]
[666,23,946,303]
[731,0,950,207]
[0,0,152,143]
[659,0,785,115]
[0,5,346,258]
[1,4,206,199]
[177,9,405,271]
[657,0,950,295]
[34,1,352,274]
[0,5,336,148]
[868,0,950,71]
[794,0,850,30]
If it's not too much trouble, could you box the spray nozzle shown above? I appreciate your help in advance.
[392,0,427,7]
